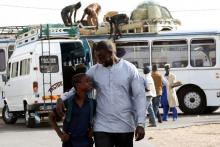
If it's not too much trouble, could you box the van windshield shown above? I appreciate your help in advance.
[39,56,59,73]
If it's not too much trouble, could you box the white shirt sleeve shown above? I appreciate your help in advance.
[61,88,75,101]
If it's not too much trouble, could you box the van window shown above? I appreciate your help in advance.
[0,49,6,72]
[152,39,188,68]
[190,38,216,67]
[40,56,59,73]
[11,62,19,78]
[20,59,31,76]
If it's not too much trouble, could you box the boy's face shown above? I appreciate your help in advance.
[78,76,93,92]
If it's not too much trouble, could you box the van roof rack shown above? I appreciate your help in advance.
[79,19,179,36]
[0,26,27,35]
[16,24,80,47]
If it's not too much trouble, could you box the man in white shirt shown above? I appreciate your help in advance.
[143,66,157,127]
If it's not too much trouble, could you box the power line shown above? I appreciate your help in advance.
[171,8,220,12]
[1,3,220,13]
[0,4,60,11]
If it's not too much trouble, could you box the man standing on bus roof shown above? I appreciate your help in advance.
[61,2,81,26]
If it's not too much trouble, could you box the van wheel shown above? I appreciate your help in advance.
[2,105,17,124]
[204,106,219,114]
[25,109,35,128]
[178,87,206,114]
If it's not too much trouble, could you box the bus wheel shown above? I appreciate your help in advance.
[178,87,206,114]
[204,106,219,114]
[25,108,35,128]
[2,104,17,124]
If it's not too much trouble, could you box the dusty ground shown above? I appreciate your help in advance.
[145,124,220,147]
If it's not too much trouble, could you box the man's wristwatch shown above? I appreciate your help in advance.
[137,123,145,128]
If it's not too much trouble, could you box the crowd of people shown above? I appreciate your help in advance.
[143,64,180,126]
[49,40,181,147]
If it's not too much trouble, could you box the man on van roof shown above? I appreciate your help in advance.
[61,2,81,26]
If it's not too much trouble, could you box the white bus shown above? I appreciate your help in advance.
[82,30,220,114]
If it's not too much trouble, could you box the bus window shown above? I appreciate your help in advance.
[152,40,188,68]
[0,49,6,72]
[87,41,97,64]
[190,38,216,67]
[116,41,150,68]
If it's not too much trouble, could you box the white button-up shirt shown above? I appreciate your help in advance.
[143,73,156,97]
[87,59,146,133]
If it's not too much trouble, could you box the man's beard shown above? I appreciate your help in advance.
[103,60,113,67]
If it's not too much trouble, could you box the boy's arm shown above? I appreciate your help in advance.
[49,111,70,142]
[49,111,63,137]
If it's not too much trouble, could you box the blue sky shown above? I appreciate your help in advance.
[0,0,220,30]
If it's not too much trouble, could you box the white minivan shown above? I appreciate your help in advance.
[2,24,92,127]
[0,38,15,109]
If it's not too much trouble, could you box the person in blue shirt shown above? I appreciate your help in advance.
[56,40,147,147]
[49,73,95,147]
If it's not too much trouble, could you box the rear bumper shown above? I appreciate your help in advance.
[27,103,56,112]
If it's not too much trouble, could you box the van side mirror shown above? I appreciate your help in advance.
[2,75,8,82]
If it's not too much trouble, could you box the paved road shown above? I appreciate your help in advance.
[0,118,154,147]
[1,110,220,147]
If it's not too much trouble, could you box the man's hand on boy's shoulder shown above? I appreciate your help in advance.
[88,128,93,138]
[56,98,66,117]
[52,108,63,122]
[59,131,70,142]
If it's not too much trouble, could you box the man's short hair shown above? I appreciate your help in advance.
[152,64,158,71]
[95,40,116,53]
[164,64,170,69]
[143,66,151,74]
